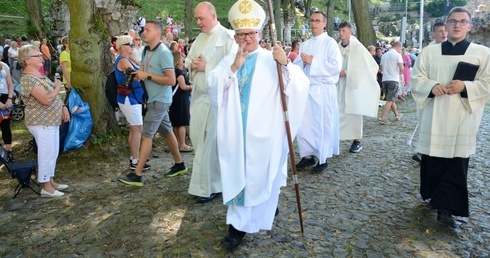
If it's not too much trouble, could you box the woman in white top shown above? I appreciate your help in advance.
[7,41,19,68]
[130,35,144,66]
[0,61,15,162]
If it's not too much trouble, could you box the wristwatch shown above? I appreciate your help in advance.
[147,75,152,81]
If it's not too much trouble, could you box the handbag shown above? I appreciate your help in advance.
[0,109,10,123]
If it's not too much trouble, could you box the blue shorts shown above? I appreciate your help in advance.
[142,101,172,138]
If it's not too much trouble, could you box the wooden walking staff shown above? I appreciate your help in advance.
[265,0,304,236]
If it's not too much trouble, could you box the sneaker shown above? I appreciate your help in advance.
[118,172,143,186]
[379,118,387,125]
[164,162,188,178]
[130,161,151,171]
[311,161,328,174]
[396,113,403,121]
[349,141,362,153]
[295,157,316,170]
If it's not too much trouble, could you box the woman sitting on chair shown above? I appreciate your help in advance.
[18,45,71,197]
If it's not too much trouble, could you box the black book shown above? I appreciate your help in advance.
[452,61,479,81]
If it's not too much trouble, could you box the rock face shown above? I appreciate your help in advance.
[94,0,140,37]
[49,0,139,42]
[469,6,490,46]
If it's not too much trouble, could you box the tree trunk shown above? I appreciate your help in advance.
[351,0,377,46]
[67,0,114,133]
[26,0,45,38]
[274,0,283,42]
[305,0,313,18]
[184,0,193,38]
[326,0,335,36]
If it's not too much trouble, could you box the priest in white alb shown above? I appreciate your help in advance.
[337,21,380,153]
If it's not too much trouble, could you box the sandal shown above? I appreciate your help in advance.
[179,145,194,152]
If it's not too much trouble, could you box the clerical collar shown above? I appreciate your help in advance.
[341,42,349,48]
[441,40,470,55]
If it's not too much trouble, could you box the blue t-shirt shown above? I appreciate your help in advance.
[142,43,174,104]
[114,55,144,105]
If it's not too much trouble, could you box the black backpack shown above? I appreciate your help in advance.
[104,68,148,111]
[105,70,119,109]
[3,46,10,66]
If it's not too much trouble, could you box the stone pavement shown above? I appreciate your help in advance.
[0,97,489,257]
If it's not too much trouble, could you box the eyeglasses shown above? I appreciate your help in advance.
[309,19,325,24]
[134,38,141,41]
[447,19,470,26]
[236,31,258,39]
[123,43,134,47]
[29,54,43,58]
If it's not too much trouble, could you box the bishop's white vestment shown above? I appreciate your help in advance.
[207,48,309,233]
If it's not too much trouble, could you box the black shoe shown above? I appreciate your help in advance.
[412,153,422,162]
[164,162,188,178]
[295,157,316,170]
[197,192,220,203]
[437,209,456,228]
[130,161,151,171]
[349,140,362,153]
[311,160,328,174]
[118,172,143,186]
[221,225,246,249]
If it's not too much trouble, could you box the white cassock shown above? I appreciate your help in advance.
[337,35,380,140]
[207,48,309,233]
[411,43,490,158]
[185,23,238,197]
[293,32,342,161]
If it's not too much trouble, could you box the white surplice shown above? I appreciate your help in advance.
[337,35,380,140]
[411,43,490,158]
[207,48,309,233]
[185,23,238,197]
[293,32,342,161]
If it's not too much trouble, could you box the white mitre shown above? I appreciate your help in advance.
[228,0,266,31]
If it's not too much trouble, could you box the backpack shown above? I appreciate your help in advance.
[105,70,119,109]
[3,46,10,66]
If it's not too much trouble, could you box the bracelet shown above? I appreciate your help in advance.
[7,97,12,99]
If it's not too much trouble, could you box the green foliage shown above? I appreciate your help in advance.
[425,0,467,17]
[91,130,118,147]
[91,13,109,39]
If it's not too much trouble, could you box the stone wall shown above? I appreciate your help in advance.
[49,0,139,43]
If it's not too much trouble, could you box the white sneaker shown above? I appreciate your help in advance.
[41,189,65,197]
[55,184,69,191]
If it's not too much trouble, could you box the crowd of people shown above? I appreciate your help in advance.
[1,0,488,251]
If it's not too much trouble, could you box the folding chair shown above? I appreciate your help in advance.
[0,145,40,199]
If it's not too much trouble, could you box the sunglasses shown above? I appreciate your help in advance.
[134,38,141,41]
[123,43,134,47]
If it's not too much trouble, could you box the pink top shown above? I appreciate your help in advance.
[402,54,411,85]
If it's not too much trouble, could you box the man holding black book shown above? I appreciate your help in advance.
[411,7,490,228]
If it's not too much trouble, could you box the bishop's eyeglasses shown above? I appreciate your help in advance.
[236,31,259,39]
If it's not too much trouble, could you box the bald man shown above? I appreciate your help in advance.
[185,2,238,204]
